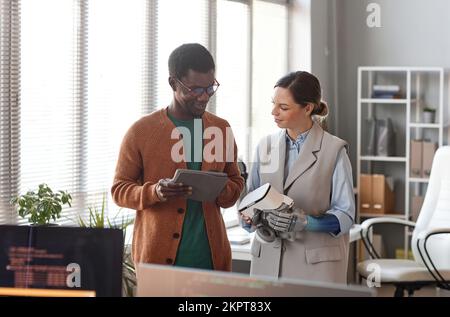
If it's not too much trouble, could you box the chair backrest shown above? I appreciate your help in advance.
[412,146,450,269]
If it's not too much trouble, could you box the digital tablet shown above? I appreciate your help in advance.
[171,169,228,202]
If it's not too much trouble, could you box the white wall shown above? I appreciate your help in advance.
[310,0,340,134]
[311,0,450,173]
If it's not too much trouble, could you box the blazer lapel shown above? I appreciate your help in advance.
[271,131,286,194]
[254,130,286,194]
[283,123,324,191]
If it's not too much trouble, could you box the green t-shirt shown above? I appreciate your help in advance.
[168,112,213,270]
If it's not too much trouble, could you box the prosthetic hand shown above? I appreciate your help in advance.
[238,183,297,243]
[266,207,307,233]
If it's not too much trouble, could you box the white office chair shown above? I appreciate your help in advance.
[358,146,450,297]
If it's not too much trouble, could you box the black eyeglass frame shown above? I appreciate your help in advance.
[174,77,220,97]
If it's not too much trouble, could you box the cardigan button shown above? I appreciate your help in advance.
[177,208,184,214]
[173,233,180,239]
[166,258,173,264]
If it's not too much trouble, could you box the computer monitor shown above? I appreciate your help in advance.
[0,225,123,297]
[136,263,375,297]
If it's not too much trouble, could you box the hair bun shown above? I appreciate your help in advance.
[317,101,329,117]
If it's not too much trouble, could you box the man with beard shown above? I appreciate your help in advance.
[112,43,244,271]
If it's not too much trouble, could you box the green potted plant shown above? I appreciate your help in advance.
[78,194,136,297]
[10,183,72,226]
[422,107,436,124]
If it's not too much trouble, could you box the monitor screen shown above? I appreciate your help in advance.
[0,225,123,297]
[136,263,375,297]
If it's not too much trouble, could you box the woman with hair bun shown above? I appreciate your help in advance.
[240,71,355,283]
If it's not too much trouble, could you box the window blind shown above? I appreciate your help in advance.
[0,0,290,225]
[216,0,250,162]
[251,0,288,153]
[19,0,81,225]
[156,0,209,109]
[0,0,20,225]
[87,0,147,222]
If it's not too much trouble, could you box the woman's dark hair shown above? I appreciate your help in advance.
[275,71,329,128]
[168,43,215,79]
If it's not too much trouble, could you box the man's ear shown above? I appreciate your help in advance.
[168,77,176,92]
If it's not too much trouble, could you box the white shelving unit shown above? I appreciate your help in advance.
[356,66,445,259]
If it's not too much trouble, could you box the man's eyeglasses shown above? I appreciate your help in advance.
[175,78,220,97]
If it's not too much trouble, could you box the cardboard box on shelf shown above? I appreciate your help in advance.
[410,140,423,178]
[422,141,437,178]
[359,174,395,214]
[372,174,395,214]
[360,174,373,213]
[411,195,425,222]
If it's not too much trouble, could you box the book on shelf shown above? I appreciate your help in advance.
[371,85,403,99]
[373,85,400,92]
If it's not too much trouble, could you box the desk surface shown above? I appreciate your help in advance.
[0,287,95,297]
[229,224,362,261]
[125,209,363,262]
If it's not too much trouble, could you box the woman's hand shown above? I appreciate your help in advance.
[239,213,253,225]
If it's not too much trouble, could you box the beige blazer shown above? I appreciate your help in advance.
[250,123,350,283]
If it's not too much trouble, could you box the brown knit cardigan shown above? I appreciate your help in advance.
[111,108,244,271]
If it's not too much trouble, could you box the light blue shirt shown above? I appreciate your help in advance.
[246,129,355,236]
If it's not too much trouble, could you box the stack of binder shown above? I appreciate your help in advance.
[410,140,437,178]
[360,174,395,214]
[364,118,396,157]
